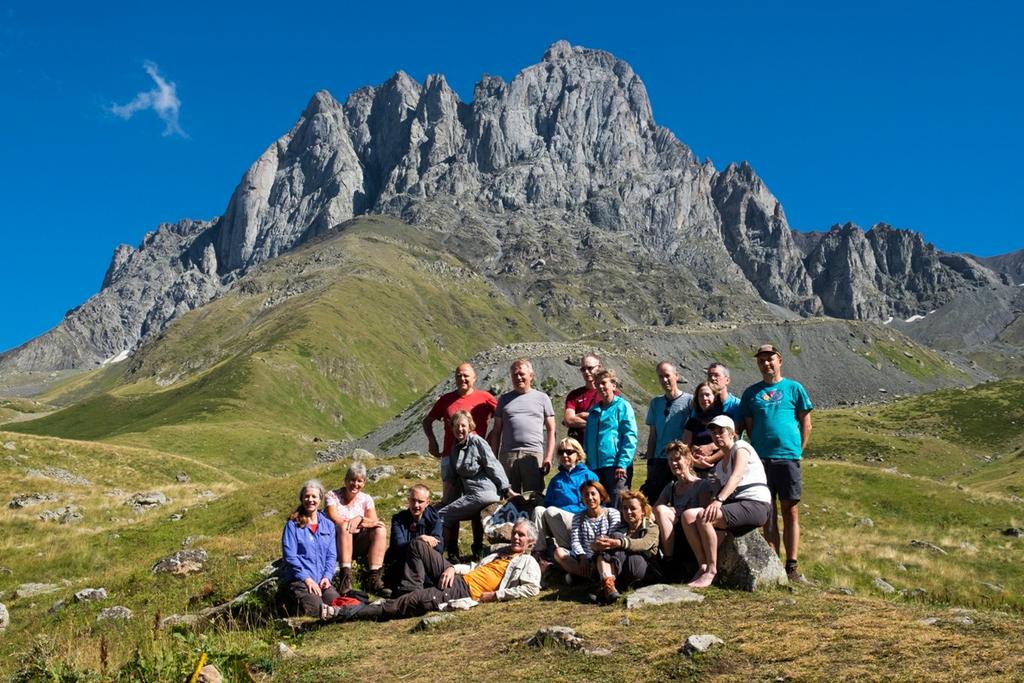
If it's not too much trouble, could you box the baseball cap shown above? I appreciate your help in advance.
[754,344,782,357]
[707,415,735,431]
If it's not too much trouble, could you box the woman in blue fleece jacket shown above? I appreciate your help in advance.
[584,369,638,508]
[280,479,341,616]
[530,437,597,557]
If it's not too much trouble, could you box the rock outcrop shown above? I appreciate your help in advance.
[0,42,1010,374]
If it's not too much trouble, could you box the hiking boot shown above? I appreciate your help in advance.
[470,544,485,563]
[365,568,389,596]
[600,576,620,604]
[786,564,810,585]
[337,566,353,594]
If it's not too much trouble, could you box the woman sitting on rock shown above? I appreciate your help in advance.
[653,441,709,574]
[681,415,771,588]
[439,410,514,563]
[554,480,621,583]
[530,437,598,559]
[682,382,725,478]
[325,462,388,594]
[590,490,661,603]
[280,480,341,616]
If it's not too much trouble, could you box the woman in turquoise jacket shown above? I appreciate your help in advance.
[584,369,638,508]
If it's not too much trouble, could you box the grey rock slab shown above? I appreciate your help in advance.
[918,617,940,626]
[0,602,8,629]
[74,588,108,603]
[38,505,83,524]
[198,664,223,683]
[414,613,454,631]
[873,577,896,594]
[8,492,58,509]
[910,539,947,554]
[275,642,298,659]
[951,616,974,626]
[26,467,90,486]
[625,584,704,608]
[152,549,208,575]
[160,613,204,629]
[3,441,16,450]
[680,634,725,656]
[97,606,132,621]
[13,582,60,599]
[366,465,395,482]
[716,532,788,591]
[128,491,169,512]
[527,625,585,650]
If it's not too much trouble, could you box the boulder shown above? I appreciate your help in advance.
[625,584,704,608]
[680,634,725,656]
[366,465,395,482]
[198,664,223,683]
[0,602,8,629]
[910,539,947,554]
[275,642,297,659]
[527,626,585,650]
[160,613,204,630]
[715,532,788,591]
[152,549,208,575]
[38,505,83,524]
[74,588,108,603]
[873,577,896,594]
[415,613,454,631]
[128,491,169,513]
[8,492,58,509]
[1002,527,1023,537]
[97,606,132,621]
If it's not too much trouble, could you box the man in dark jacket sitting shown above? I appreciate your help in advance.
[383,485,444,594]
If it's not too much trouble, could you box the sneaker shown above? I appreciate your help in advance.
[564,572,574,586]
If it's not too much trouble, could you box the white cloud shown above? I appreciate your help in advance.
[111,61,186,137]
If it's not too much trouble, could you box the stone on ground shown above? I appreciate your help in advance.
[680,634,725,656]
[625,584,704,608]
[415,613,454,631]
[13,582,61,599]
[74,587,108,602]
[0,602,9,629]
[97,606,132,621]
[152,549,208,575]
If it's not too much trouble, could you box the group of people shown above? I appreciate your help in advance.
[278,344,813,620]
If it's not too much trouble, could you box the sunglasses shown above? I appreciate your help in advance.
[557,448,578,456]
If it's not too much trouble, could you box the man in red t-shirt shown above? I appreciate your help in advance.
[562,353,605,444]
[422,363,497,552]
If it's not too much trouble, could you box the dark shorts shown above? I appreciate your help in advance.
[720,499,771,535]
[762,459,802,501]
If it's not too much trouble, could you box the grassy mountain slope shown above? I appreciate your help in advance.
[7,217,545,476]
[2,382,1024,680]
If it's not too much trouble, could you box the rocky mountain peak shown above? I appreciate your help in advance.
[1,41,1012,377]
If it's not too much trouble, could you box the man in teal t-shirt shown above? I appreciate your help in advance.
[740,344,813,583]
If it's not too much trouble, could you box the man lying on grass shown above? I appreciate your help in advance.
[322,519,541,622]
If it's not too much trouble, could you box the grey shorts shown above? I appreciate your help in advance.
[763,459,802,501]
[720,499,771,535]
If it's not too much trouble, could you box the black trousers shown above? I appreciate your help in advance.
[355,538,471,621]
[281,580,341,617]
[595,465,633,509]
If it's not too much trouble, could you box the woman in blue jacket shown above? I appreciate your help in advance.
[584,369,638,508]
[280,479,341,616]
[530,437,597,558]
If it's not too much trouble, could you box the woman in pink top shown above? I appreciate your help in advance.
[325,462,388,594]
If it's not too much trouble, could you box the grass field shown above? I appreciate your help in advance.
[3,381,1024,681]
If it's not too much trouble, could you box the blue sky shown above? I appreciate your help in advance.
[1,1,1021,352]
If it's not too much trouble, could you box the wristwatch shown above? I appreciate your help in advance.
[713,494,724,503]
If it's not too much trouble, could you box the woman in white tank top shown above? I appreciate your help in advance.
[680,415,771,588]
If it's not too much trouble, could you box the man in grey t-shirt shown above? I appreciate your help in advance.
[488,358,556,496]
